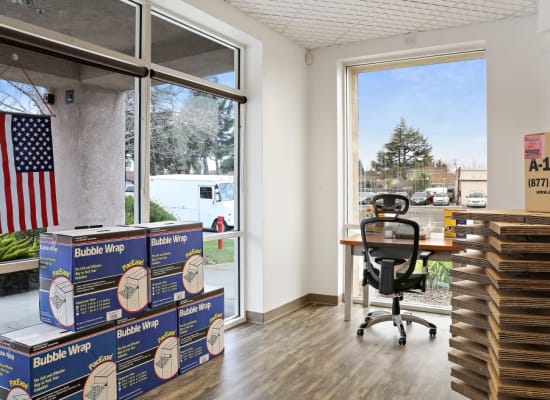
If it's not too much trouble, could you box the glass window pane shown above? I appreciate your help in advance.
[148,79,238,231]
[348,55,486,311]
[0,42,135,306]
[151,13,237,88]
[203,236,238,319]
[0,0,138,57]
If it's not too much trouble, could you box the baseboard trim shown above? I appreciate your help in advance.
[246,293,339,324]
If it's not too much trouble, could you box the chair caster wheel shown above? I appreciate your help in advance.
[359,322,367,329]
[398,337,406,346]
[406,320,412,325]
[357,328,364,337]
[429,328,437,337]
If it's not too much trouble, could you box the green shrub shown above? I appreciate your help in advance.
[125,196,176,224]
[0,232,39,262]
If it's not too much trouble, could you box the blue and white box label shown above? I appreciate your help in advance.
[39,226,147,331]
[178,287,224,374]
[0,323,116,400]
[131,221,203,308]
[116,306,178,400]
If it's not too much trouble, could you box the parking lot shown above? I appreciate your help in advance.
[358,203,464,230]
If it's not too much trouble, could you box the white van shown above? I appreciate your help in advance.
[149,174,234,230]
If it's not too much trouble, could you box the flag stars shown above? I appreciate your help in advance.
[10,115,54,173]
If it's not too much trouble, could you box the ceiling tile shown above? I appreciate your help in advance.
[223,0,537,48]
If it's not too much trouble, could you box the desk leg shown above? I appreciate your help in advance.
[344,245,353,321]
[363,279,369,308]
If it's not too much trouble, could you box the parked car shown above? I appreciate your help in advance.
[125,184,134,196]
[359,191,375,205]
[411,191,429,205]
[433,192,450,206]
[466,192,487,208]
[394,191,409,198]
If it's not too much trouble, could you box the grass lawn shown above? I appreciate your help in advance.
[203,239,234,264]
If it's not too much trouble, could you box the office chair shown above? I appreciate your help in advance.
[356,193,437,346]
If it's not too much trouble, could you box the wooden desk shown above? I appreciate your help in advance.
[340,234,463,321]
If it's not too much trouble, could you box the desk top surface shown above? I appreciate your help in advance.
[340,233,463,252]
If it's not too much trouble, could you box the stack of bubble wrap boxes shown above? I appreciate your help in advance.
[0,221,225,400]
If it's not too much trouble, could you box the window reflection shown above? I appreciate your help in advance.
[151,13,238,88]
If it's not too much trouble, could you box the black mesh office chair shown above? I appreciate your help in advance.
[356,193,436,346]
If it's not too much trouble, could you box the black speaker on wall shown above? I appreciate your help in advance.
[43,93,55,104]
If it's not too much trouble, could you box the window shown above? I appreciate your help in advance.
[200,187,213,199]
[0,41,136,304]
[144,80,241,319]
[346,51,487,311]
[151,12,239,88]
[0,4,245,324]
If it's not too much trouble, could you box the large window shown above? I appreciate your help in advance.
[0,46,136,325]
[142,80,241,319]
[346,51,487,311]
[0,2,245,324]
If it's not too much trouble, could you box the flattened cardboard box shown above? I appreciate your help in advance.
[129,221,203,308]
[116,305,178,400]
[525,132,550,212]
[39,226,147,331]
[0,323,116,400]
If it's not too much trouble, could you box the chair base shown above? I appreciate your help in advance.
[356,299,437,346]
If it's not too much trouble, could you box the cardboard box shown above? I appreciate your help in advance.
[525,132,550,212]
[130,221,203,308]
[178,287,224,374]
[0,323,116,400]
[39,226,147,331]
[444,208,467,238]
[116,305,178,400]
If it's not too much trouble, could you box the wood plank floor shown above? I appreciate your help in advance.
[139,303,465,400]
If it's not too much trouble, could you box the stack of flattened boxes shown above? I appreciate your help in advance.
[448,209,550,400]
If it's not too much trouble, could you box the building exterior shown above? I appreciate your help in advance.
[456,168,488,206]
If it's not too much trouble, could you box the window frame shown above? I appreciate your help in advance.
[0,2,247,327]
[345,49,485,230]
[343,48,486,312]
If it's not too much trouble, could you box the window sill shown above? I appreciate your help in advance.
[0,258,39,274]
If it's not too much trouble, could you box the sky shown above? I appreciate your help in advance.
[357,58,487,172]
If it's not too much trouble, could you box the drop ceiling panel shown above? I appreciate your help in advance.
[223,0,538,49]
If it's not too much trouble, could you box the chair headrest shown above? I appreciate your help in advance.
[372,194,409,217]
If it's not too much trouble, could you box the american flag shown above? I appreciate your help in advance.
[0,113,58,233]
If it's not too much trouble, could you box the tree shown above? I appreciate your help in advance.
[174,91,219,174]
[0,81,46,114]
[214,98,235,174]
[125,85,235,176]
[372,118,433,180]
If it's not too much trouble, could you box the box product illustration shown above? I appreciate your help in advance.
[525,132,550,212]
[178,287,224,374]
[131,221,203,308]
[0,323,116,400]
[443,208,467,238]
[39,226,147,331]
[116,305,178,400]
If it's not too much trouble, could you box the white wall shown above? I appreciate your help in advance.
[155,0,310,315]
[308,16,550,298]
